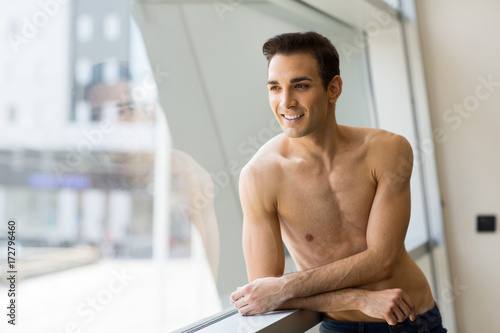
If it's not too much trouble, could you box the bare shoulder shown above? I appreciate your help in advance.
[239,134,286,203]
[365,128,412,157]
[352,127,413,181]
[343,127,413,183]
[341,126,411,155]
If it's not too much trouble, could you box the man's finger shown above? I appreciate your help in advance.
[400,291,416,321]
[392,307,405,323]
[234,296,247,310]
[395,298,411,319]
[409,309,416,321]
[230,289,243,304]
[385,311,397,326]
[239,303,252,316]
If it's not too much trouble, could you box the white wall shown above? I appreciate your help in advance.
[416,1,500,332]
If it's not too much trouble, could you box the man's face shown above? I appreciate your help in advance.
[86,82,150,122]
[267,53,332,139]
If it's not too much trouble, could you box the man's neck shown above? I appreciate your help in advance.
[286,117,345,171]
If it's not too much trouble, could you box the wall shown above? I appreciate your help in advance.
[416,1,500,332]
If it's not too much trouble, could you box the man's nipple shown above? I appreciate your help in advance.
[305,234,314,242]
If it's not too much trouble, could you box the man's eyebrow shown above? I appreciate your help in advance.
[267,77,313,85]
[290,76,312,83]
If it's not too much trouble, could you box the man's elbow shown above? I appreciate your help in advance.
[376,257,398,281]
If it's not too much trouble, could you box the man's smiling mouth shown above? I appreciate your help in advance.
[282,114,305,120]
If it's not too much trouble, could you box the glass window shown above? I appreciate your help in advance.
[132,0,376,330]
[0,1,380,332]
[365,9,429,250]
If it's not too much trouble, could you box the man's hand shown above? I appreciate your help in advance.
[357,288,416,325]
[229,276,288,315]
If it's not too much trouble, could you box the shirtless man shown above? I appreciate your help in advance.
[229,32,446,332]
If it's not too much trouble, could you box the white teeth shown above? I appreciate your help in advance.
[283,114,303,120]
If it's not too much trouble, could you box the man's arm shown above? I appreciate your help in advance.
[239,161,285,278]
[231,134,414,314]
[281,288,416,325]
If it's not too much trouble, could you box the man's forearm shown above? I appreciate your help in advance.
[230,249,396,316]
[279,288,361,313]
[281,249,393,299]
[279,287,417,325]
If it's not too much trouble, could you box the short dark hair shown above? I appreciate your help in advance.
[262,31,340,90]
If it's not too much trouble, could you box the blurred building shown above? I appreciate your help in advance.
[0,0,161,258]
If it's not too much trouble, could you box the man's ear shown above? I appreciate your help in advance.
[327,75,343,104]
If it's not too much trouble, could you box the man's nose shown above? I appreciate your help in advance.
[280,89,297,109]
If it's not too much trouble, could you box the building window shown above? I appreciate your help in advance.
[77,14,94,42]
[75,58,92,86]
[103,13,121,42]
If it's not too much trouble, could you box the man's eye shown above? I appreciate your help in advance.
[269,86,280,91]
[295,84,309,89]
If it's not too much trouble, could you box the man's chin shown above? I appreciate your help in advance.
[281,128,306,138]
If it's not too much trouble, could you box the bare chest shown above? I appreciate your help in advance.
[276,160,377,268]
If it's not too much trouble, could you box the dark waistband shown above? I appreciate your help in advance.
[321,303,443,332]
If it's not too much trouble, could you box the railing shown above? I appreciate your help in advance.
[172,308,321,333]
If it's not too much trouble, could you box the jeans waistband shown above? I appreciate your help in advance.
[320,303,444,333]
